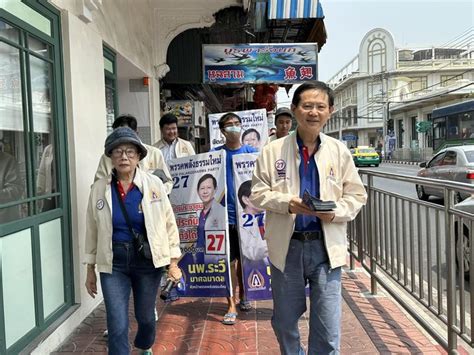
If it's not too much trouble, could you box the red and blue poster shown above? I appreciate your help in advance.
[168,151,232,297]
[203,43,318,84]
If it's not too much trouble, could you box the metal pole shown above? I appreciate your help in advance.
[382,101,390,163]
[380,72,390,160]
[444,188,459,354]
[366,175,377,294]
[338,116,342,140]
[349,222,355,270]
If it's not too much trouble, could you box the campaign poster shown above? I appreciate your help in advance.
[168,151,232,297]
[232,153,272,301]
[202,43,318,84]
[208,108,268,150]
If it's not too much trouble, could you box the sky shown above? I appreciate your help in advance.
[277,0,473,106]
[318,0,473,81]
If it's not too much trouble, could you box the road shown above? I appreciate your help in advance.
[352,162,471,334]
[361,162,419,199]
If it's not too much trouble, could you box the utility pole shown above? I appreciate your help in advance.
[381,72,389,159]
[383,101,390,159]
[339,116,343,140]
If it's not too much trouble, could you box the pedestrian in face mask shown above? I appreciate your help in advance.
[212,112,258,325]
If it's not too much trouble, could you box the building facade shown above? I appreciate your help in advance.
[326,27,474,161]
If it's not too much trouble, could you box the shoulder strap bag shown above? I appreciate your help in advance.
[113,180,153,260]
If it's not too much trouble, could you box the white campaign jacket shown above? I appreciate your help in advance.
[267,135,277,143]
[94,143,173,194]
[250,131,367,272]
[84,167,181,273]
[153,137,195,159]
[203,199,227,231]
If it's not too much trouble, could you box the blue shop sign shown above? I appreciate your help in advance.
[342,134,357,141]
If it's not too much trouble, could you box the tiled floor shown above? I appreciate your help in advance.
[53,269,465,354]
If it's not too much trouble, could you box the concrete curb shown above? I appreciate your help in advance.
[382,160,419,166]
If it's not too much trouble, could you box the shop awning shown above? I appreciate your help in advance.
[267,0,324,20]
[432,100,474,119]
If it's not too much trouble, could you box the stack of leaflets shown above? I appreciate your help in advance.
[302,189,336,211]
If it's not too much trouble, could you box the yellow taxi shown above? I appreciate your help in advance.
[351,146,380,167]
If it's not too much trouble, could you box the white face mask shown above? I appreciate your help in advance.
[224,126,242,134]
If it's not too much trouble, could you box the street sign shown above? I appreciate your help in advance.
[415,121,432,133]
[342,134,357,141]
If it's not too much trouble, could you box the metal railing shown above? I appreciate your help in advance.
[390,147,433,162]
[348,170,474,354]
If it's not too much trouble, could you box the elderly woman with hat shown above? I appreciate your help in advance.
[84,127,182,355]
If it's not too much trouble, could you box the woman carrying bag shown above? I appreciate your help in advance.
[84,127,182,355]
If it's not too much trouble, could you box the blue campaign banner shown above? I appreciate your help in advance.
[232,153,272,301]
[202,43,318,84]
[168,151,232,297]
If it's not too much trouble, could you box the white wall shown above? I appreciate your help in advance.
[51,0,161,141]
[117,79,150,125]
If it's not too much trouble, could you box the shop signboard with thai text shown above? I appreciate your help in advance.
[202,43,318,84]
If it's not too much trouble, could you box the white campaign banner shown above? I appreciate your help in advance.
[208,109,268,151]
[232,153,272,301]
[168,151,232,297]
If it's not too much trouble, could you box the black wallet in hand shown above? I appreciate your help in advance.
[302,189,336,211]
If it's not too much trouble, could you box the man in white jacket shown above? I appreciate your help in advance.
[250,81,367,355]
[153,113,195,160]
[153,113,196,303]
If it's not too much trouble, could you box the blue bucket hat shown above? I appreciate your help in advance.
[104,127,147,160]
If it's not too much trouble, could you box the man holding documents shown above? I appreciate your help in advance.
[250,82,367,355]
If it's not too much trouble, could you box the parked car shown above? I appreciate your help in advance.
[415,146,474,203]
[352,146,380,167]
[454,197,473,278]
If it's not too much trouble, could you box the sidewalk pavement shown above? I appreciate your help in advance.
[52,267,471,355]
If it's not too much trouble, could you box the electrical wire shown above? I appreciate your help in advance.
[356,68,473,114]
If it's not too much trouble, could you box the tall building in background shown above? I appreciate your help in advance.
[326,27,473,161]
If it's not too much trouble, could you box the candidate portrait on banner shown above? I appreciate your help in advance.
[208,109,269,151]
[232,153,272,301]
[195,173,227,251]
[168,151,232,297]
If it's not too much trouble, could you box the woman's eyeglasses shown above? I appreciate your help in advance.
[111,148,138,158]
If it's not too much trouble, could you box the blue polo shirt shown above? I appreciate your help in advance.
[295,134,321,232]
[111,177,146,242]
[212,144,258,225]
